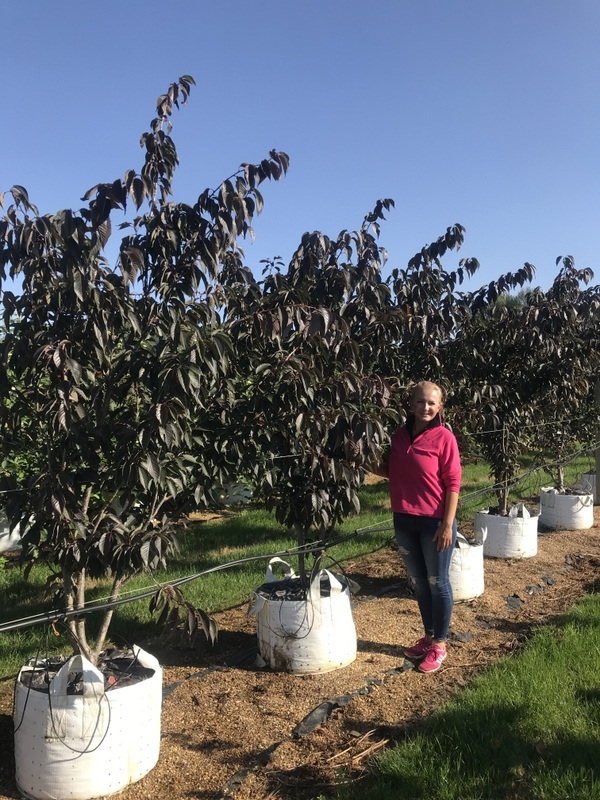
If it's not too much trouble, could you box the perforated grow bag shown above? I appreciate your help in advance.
[580,473,598,505]
[476,506,538,559]
[449,532,485,601]
[248,557,356,675]
[539,487,594,530]
[14,646,162,800]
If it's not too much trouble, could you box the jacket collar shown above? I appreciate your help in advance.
[406,413,442,441]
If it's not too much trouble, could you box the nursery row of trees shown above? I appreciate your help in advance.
[1,76,599,661]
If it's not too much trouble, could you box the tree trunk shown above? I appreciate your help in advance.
[295,525,308,588]
[89,575,125,664]
[595,379,600,478]
[557,464,565,492]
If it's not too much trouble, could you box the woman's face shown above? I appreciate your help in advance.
[410,386,442,429]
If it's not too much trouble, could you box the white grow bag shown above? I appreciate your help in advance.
[449,531,485,601]
[0,512,21,553]
[476,505,538,559]
[14,646,162,800]
[539,487,594,530]
[248,557,357,675]
[579,473,598,505]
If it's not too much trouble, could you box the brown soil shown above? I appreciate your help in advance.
[1,509,599,800]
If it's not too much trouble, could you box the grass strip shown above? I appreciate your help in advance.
[332,593,600,800]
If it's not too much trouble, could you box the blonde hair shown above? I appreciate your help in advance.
[410,380,445,403]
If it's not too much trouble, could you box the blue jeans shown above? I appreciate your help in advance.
[393,512,457,643]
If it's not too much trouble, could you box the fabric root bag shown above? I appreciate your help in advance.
[248,557,357,675]
[449,531,485,601]
[14,646,162,800]
[539,487,594,530]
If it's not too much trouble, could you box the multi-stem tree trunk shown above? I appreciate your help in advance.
[63,567,125,665]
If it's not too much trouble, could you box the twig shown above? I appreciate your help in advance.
[351,738,389,764]
[326,728,379,762]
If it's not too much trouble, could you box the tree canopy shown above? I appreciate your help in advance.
[1,77,599,660]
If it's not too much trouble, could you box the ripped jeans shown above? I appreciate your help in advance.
[393,512,457,643]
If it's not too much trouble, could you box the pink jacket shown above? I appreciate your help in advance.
[387,420,461,518]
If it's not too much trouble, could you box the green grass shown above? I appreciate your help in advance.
[0,486,395,678]
[330,594,600,800]
[1,449,597,800]
[0,453,594,677]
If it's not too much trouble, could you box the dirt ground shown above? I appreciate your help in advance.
[1,508,599,800]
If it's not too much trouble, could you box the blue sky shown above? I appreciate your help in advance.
[2,0,599,293]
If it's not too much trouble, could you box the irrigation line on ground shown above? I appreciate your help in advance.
[459,439,599,506]
[0,521,395,635]
[1,439,597,636]
[467,418,598,437]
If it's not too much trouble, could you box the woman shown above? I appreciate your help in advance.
[376,381,461,673]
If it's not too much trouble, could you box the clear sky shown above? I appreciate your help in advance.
[2,0,599,293]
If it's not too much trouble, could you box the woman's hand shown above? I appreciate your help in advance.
[434,520,454,551]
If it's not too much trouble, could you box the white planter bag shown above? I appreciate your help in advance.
[539,487,594,530]
[14,646,162,800]
[476,505,538,559]
[0,512,21,553]
[248,557,357,675]
[579,473,598,505]
[449,531,485,601]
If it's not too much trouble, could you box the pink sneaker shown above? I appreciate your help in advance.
[418,644,447,673]
[403,636,432,660]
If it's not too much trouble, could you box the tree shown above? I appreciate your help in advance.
[0,77,289,663]
[449,257,600,513]
[214,219,537,581]
[526,257,600,488]
[216,204,399,582]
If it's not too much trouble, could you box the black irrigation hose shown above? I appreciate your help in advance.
[0,523,395,636]
[458,439,600,505]
[1,438,596,637]
[12,621,146,755]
